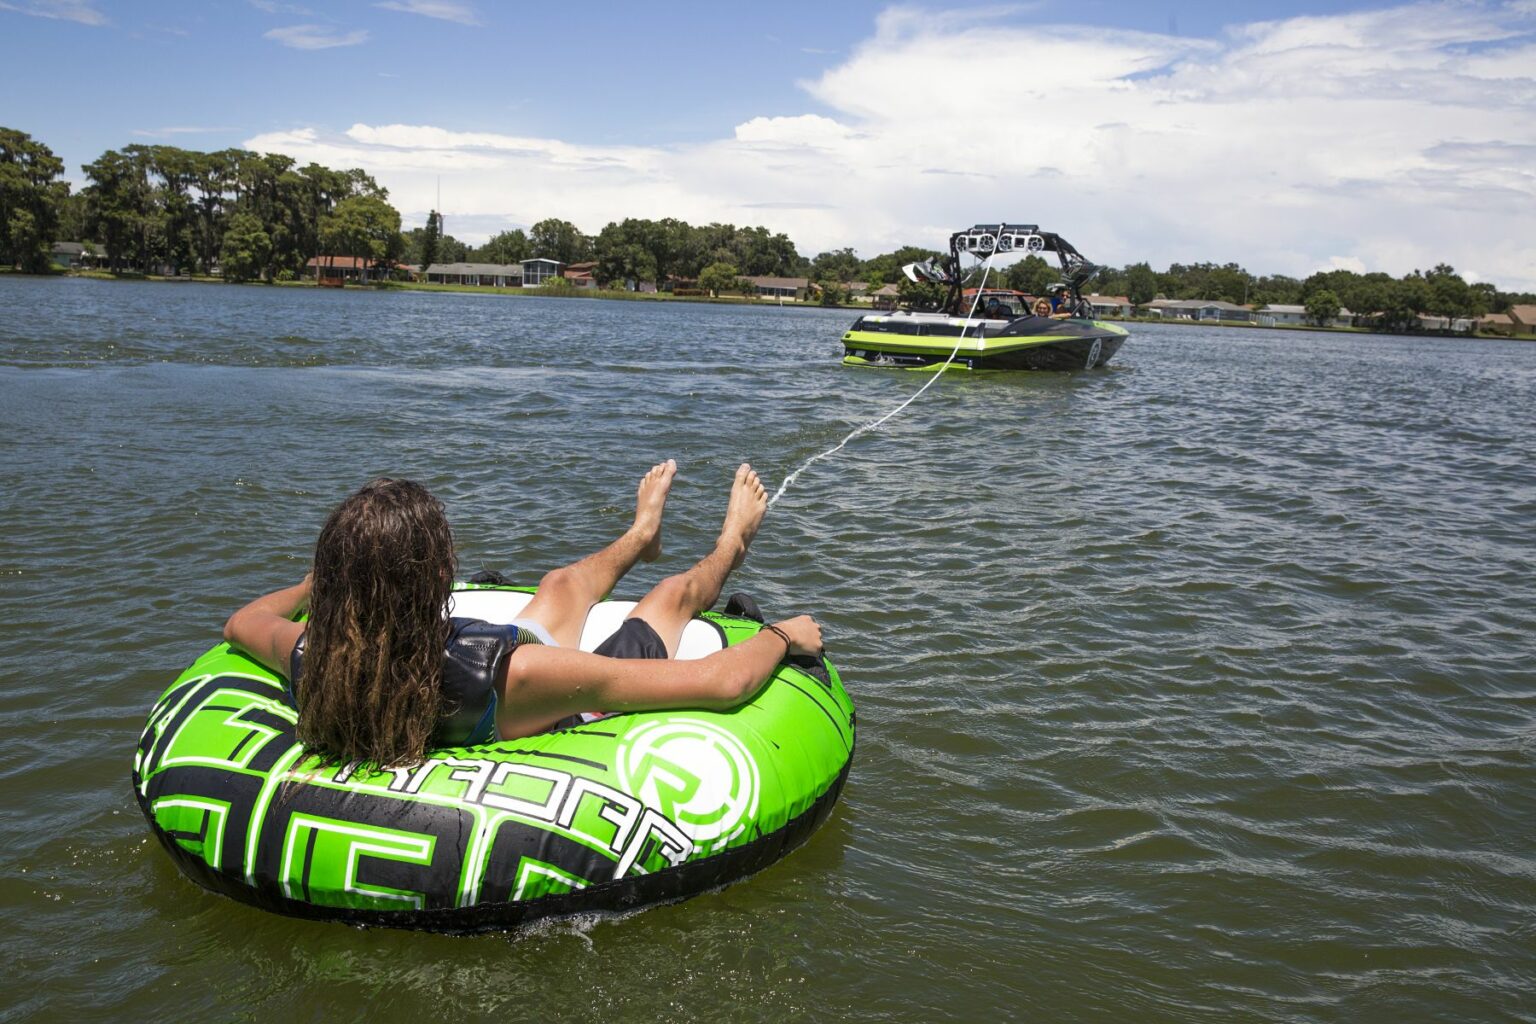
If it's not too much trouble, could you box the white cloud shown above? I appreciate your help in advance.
[375,0,478,25]
[264,23,368,49]
[1323,255,1369,274]
[243,2,1536,291]
[0,0,105,25]
[733,114,856,147]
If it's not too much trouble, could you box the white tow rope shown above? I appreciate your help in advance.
[768,254,997,508]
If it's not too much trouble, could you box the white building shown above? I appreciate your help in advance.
[1083,294,1133,318]
[1142,298,1254,322]
[1256,304,1356,328]
[424,262,523,287]
[521,258,564,287]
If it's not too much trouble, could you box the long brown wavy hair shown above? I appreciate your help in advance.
[297,478,456,769]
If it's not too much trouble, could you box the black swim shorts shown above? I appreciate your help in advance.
[591,617,668,660]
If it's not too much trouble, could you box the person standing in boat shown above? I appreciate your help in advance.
[222,462,822,768]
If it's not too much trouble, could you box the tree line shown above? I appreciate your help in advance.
[4,125,1531,322]
[808,251,1534,323]
[404,216,806,288]
[2,127,401,281]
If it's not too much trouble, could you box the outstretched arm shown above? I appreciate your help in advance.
[223,575,311,675]
[497,615,822,739]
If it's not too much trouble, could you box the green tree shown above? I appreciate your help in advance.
[79,139,394,280]
[811,247,860,283]
[897,277,945,311]
[733,225,800,276]
[1162,261,1252,303]
[1004,254,1055,295]
[1249,273,1303,307]
[595,240,656,288]
[55,188,88,243]
[1125,262,1157,307]
[319,194,402,282]
[474,228,529,264]
[188,149,239,275]
[591,217,696,287]
[219,211,271,282]
[593,219,655,286]
[1423,263,1483,319]
[400,225,465,265]
[81,147,154,272]
[262,158,386,279]
[2,127,78,271]
[418,209,442,270]
[644,217,691,285]
[818,280,846,306]
[857,245,942,285]
[0,127,70,272]
[529,217,589,265]
[144,145,199,274]
[1305,289,1341,327]
[227,151,294,277]
[1376,274,1432,332]
[697,261,739,297]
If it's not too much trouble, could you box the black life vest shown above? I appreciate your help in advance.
[288,618,540,747]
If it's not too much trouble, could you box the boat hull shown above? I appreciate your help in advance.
[842,314,1127,371]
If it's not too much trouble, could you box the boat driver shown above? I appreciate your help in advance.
[1048,284,1072,314]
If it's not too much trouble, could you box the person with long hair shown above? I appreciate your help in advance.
[223,461,821,769]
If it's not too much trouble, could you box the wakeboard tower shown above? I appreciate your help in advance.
[842,223,1128,371]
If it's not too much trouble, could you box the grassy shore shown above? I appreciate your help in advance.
[20,268,1532,338]
[58,269,855,307]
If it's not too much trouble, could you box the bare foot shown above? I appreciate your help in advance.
[719,463,767,569]
[633,459,676,562]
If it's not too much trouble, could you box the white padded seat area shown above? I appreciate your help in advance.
[447,588,725,660]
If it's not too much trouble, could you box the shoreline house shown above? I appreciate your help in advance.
[1257,304,1356,328]
[1508,304,1536,337]
[1143,298,1255,322]
[521,257,563,287]
[423,262,522,287]
[744,276,810,301]
[562,261,599,288]
[50,242,86,269]
[1415,313,1476,333]
[1478,313,1516,335]
[1083,294,1133,318]
[307,255,399,283]
[53,242,112,270]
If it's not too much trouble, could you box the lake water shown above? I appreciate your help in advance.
[1,276,1532,1022]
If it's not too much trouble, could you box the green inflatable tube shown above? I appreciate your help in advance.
[132,583,855,931]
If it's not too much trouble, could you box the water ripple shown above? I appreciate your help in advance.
[1,277,1533,1022]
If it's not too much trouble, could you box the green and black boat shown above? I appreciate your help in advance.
[842,223,1128,371]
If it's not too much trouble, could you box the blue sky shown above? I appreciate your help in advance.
[2,0,1533,289]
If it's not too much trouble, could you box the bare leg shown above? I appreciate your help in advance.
[517,460,675,648]
[626,463,767,657]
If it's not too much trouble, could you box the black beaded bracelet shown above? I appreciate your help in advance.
[762,624,792,658]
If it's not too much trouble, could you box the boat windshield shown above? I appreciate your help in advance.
[972,294,1025,319]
